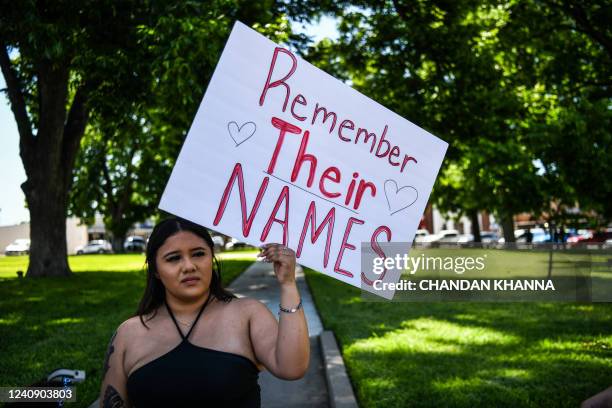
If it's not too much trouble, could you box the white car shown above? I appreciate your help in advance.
[225,238,248,250]
[211,236,224,250]
[4,239,30,256]
[124,236,146,253]
[76,240,112,255]
[457,234,474,243]
[421,229,460,243]
[414,229,431,243]
[457,231,500,244]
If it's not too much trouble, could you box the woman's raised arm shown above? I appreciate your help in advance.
[248,243,310,380]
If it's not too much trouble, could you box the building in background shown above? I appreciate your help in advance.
[0,217,89,255]
[0,215,154,255]
[419,203,497,235]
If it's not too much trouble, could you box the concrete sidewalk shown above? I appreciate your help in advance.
[228,261,329,408]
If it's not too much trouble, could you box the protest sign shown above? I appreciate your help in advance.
[160,21,448,298]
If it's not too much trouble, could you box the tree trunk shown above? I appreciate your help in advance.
[470,210,482,243]
[107,205,131,254]
[547,220,555,279]
[1,47,89,278]
[111,234,125,254]
[24,180,72,277]
[501,213,515,244]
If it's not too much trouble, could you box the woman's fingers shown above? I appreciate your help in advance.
[259,244,295,263]
[259,244,297,285]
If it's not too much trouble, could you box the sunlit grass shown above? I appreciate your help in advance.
[305,268,612,408]
[0,254,146,278]
[0,255,29,277]
[0,250,259,279]
[218,250,259,260]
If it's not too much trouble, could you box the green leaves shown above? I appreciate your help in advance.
[305,0,611,226]
[66,1,321,244]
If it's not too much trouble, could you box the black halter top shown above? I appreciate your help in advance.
[126,296,260,407]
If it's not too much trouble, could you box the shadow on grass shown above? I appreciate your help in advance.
[305,269,612,408]
[0,272,144,407]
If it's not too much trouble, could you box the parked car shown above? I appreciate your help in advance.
[457,234,474,243]
[76,240,112,255]
[574,229,612,244]
[421,229,460,243]
[481,231,500,243]
[211,235,225,250]
[438,230,461,243]
[124,236,146,253]
[414,229,431,243]
[526,228,552,243]
[458,231,499,244]
[499,228,551,244]
[225,238,249,250]
[566,229,592,243]
[4,238,30,256]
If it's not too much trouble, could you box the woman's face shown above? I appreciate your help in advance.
[155,231,213,301]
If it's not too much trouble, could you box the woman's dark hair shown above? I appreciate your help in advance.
[136,216,236,328]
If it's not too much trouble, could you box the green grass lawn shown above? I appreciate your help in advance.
[305,267,612,408]
[0,252,257,407]
[0,250,259,279]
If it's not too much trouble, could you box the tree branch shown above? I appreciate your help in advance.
[392,0,412,23]
[101,156,115,207]
[117,176,134,219]
[117,144,137,217]
[565,1,612,58]
[0,42,34,166]
[544,0,612,58]
[62,86,89,188]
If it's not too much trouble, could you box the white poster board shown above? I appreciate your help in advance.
[160,21,448,298]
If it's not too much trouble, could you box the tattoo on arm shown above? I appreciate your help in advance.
[103,330,117,378]
[103,385,124,408]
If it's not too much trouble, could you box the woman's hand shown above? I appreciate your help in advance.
[258,243,297,286]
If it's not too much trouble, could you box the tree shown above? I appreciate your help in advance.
[68,5,326,252]
[3,0,351,276]
[305,0,611,239]
[67,5,243,253]
[306,0,542,241]
[1,1,324,276]
[0,1,165,276]
[70,114,160,252]
[500,0,612,223]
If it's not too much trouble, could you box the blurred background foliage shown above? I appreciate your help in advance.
[1,0,610,267]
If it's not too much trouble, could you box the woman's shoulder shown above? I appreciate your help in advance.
[115,313,158,338]
[221,296,271,317]
[119,315,147,330]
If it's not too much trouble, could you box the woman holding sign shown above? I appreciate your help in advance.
[98,217,309,407]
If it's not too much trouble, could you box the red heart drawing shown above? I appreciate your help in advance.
[384,180,418,215]
[227,121,256,146]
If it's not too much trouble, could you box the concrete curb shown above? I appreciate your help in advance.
[319,330,359,408]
